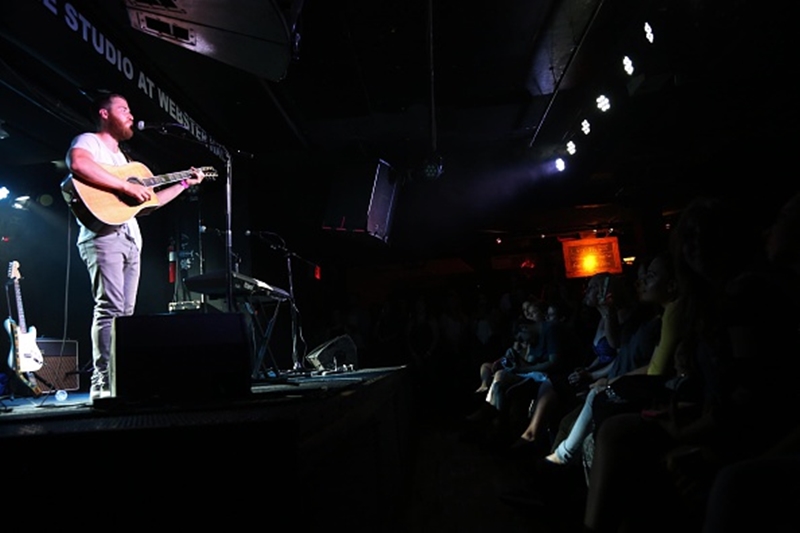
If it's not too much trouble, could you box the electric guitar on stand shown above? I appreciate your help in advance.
[60,162,217,232]
[4,261,43,397]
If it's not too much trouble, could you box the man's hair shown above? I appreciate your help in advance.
[90,92,125,127]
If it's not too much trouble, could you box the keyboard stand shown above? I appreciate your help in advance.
[248,297,284,380]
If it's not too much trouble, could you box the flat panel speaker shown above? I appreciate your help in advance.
[35,339,79,392]
[110,313,252,403]
[322,159,398,243]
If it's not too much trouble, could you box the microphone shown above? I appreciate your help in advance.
[245,230,287,251]
[136,120,187,131]
[199,225,224,236]
[245,229,279,237]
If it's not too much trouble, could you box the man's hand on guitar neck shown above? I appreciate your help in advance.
[185,166,205,187]
[153,166,206,208]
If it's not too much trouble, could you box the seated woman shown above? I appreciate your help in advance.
[544,250,682,467]
[515,271,643,449]
[475,299,543,394]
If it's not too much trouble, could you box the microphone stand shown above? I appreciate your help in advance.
[223,148,234,312]
[252,232,310,372]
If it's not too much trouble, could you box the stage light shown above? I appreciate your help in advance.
[596,95,611,112]
[566,141,576,155]
[644,22,654,44]
[623,56,634,75]
[0,187,9,201]
[581,120,591,135]
[422,153,444,180]
[12,195,30,210]
[555,158,566,172]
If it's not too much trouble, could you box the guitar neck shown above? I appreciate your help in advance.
[13,279,26,333]
[140,169,196,188]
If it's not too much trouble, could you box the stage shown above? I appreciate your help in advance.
[0,366,415,528]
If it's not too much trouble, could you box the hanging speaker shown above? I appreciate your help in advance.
[110,313,252,403]
[321,159,398,243]
[124,0,296,81]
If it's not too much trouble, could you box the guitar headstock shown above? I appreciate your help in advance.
[198,166,218,181]
[7,260,20,281]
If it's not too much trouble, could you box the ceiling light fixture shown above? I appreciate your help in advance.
[596,94,611,112]
[644,22,654,43]
[622,56,634,75]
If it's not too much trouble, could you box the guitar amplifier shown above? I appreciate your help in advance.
[35,338,80,392]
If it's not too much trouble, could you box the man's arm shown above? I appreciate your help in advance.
[154,167,205,208]
[68,146,152,204]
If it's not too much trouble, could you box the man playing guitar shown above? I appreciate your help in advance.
[64,92,205,401]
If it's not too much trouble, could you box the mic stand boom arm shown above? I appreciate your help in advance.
[146,128,238,312]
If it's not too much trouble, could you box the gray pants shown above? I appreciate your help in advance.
[78,229,140,379]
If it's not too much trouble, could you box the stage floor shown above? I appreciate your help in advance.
[0,366,407,426]
[0,366,415,528]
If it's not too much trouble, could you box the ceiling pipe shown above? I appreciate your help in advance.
[528,0,607,149]
[427,0,437,155]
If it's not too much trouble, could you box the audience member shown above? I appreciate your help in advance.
[582,195,797,532]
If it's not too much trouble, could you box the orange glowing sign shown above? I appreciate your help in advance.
[561,236,622,279]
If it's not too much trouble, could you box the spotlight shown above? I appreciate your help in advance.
[555,158,566,172]
[596,95,611,112]
[12,195,30,210]
[0,187,9,201]
[566,141,576,155]
[422,153,444,180]
[623,56,634,75]
[644,22,654,44]
[581,120,591,135]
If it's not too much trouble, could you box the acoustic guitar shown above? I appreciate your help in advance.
[3,261,43,397]
[60,162,217,232]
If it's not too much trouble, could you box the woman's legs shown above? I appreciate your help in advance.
[520,380,558,442]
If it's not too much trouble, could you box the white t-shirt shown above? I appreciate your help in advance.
[67,133,143,250]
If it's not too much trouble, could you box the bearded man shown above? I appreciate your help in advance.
[64,93,204,401]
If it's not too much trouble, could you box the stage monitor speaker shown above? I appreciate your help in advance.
[305,334,358,372]
[35,339,79,392]
[322,159,398,243]
[110,313,251,403]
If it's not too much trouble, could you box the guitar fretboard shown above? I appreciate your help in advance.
[139,169,197,188]
[13,279,26,333]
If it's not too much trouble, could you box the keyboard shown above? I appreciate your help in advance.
[184,270,290,301]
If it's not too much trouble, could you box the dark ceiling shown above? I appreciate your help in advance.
[0,0,796,267]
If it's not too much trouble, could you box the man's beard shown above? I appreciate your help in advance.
[109,115,133,141]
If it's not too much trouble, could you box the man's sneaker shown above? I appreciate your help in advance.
[90,372,111,401]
